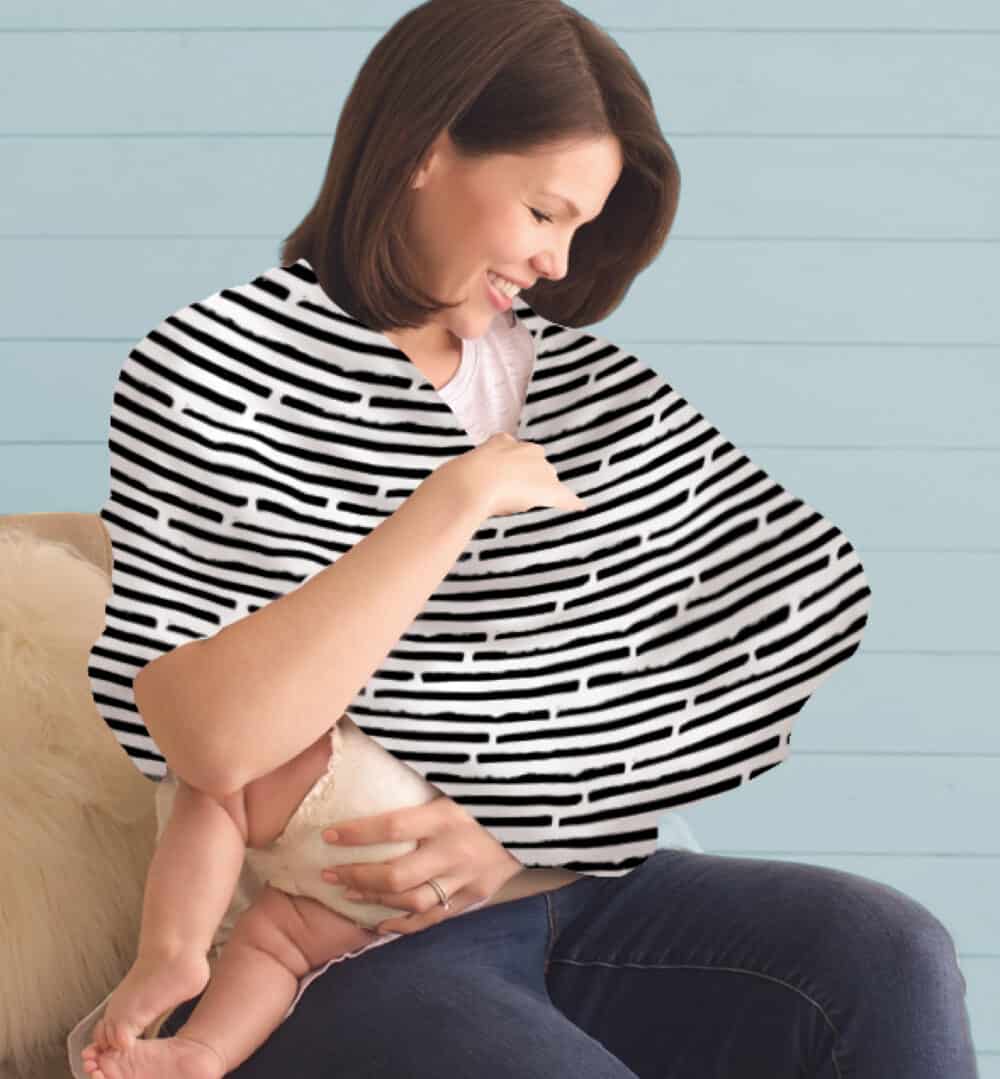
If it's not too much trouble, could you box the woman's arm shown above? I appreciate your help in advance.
[134,468,487,798]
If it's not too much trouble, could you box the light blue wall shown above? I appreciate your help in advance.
[2,2,997,1066]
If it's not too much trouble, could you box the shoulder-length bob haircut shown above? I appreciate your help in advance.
[280,0,681,332]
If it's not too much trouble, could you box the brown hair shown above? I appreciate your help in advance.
[280,0,681,332]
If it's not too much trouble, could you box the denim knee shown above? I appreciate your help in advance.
[817,868,961,984]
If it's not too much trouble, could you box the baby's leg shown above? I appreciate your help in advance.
[168,884,378,1076]
[83,778,249,1059]
[242,723,340,849]
[140,778,249,960]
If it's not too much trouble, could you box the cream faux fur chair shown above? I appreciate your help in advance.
[0,512,158,1079]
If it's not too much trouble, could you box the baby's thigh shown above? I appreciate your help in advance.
[237,883,376,975]
[242,722,341,850]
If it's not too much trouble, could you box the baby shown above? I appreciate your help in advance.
[76,713,455,1079]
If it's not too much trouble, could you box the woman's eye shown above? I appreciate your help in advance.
[529,207,553,224]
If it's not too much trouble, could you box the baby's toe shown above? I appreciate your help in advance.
[115,1019,138,1052]
[106,1018,129,1052]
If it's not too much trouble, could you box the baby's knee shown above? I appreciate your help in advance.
[173,775,249,846]
[231,885,312,979]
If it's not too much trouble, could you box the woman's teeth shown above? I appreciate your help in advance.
[487,270,521,298]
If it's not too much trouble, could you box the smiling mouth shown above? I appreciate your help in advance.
[484,271,516,310]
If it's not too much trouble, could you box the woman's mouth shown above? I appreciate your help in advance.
[485,269,515,311]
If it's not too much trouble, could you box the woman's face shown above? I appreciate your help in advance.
[386,130,624,357]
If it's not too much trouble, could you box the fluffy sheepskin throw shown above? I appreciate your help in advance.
[0,528,157,1079]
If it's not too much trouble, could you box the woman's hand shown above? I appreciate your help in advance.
[319,794,524,935]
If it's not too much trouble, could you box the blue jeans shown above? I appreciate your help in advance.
[158,848,978,1076]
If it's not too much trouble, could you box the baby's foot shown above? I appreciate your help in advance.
[81,950,210,1059]
[79,1032,225,1079]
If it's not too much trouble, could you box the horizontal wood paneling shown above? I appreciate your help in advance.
[3,2,1000,31]
[1,29,998,135]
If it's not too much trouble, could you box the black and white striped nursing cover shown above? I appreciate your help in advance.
[90,257,872,875]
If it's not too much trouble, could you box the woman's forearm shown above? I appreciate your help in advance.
[135,470,487,798]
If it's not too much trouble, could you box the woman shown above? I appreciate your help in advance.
[83,0,977,1075]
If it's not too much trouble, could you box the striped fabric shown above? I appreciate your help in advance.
[90,256,872,875]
